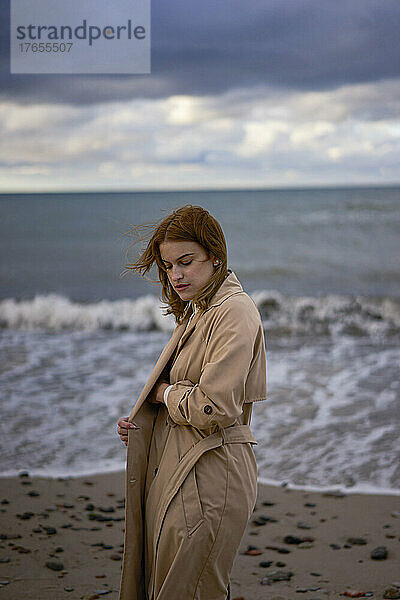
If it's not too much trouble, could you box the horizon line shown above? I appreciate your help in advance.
[1,182,400,195]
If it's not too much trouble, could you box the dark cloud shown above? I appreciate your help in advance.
[1,0,399,106]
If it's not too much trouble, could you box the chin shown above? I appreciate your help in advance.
[176,288,194,300]
[178,291,193,300]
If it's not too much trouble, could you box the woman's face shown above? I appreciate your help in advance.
[159,240,215,301]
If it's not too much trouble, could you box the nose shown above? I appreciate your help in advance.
[170,265,183,281]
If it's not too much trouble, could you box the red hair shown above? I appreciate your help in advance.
[124,205,228,322]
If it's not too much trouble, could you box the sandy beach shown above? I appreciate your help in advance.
[0,471,399,600]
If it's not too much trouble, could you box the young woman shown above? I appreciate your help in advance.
[117,205,267,600]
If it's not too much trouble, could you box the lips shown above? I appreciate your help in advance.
[175,284,189,291]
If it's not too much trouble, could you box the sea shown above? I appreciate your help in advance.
[0,187,399,495]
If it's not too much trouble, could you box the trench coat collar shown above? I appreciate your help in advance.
[174,270,243,352]
[205,269,244,310]
[179,269,241,330]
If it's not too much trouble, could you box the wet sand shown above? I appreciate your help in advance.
[0,472,399,599]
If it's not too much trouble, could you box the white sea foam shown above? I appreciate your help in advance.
[0,292,399,493]
[0,294,175,332]
[0,291,398,340]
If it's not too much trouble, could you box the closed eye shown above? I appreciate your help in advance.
[164,260,192,270]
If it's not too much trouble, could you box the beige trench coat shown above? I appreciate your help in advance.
[119,271,267,600]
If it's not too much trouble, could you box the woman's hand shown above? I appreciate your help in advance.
[149,380,170,404]
[117,416,139,447]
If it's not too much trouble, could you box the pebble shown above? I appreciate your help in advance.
[347,537,367,545]
[64,587,74,592]
[45,560,64,571]
[261,569,294,584]
[283,535,303,544]
[88,513,114,522]
[15,545,31,553]
[262,501,276,506]
[304,502,316,507]
[297,521,312,529]
[110,554,122,561]
[0,581,10,586]
[0,557,10,563]
[265,545,291,554]
[0,499,9,505]
[17,511,35,520]
[370,545,388,559]
[384,587,400,599]
[329,543,341,550]
[391,511,400,519]
[344,590,368,598]
[298,541,314,549]
[43,526,57,535]
[28,490,40,497]
[284,535,314,545]
[98,506,115,513]
[18,471,30,478]
[276,561,286,567]
[259,561,273,567]
[253,518,268,526]
[244,546,262,556]
[253,515,278,525]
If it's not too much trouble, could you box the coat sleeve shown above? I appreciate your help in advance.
[164,297,260,429]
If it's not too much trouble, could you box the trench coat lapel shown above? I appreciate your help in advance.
[128,323,185,421]
[174,306,203,354]
[128,307,201,421]
[128,271,243,422]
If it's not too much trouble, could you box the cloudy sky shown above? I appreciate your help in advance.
[1,0,400,191]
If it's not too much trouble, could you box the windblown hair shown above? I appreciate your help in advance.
[124,205,228,323]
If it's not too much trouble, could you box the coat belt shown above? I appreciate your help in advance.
[147,424,257,600]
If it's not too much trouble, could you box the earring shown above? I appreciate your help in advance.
[213,260,220,266]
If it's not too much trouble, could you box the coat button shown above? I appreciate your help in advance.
[203,405,213,415]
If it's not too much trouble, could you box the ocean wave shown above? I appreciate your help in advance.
[0,294,175,332]
[0,291,399,338]
[253,290,400,339]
